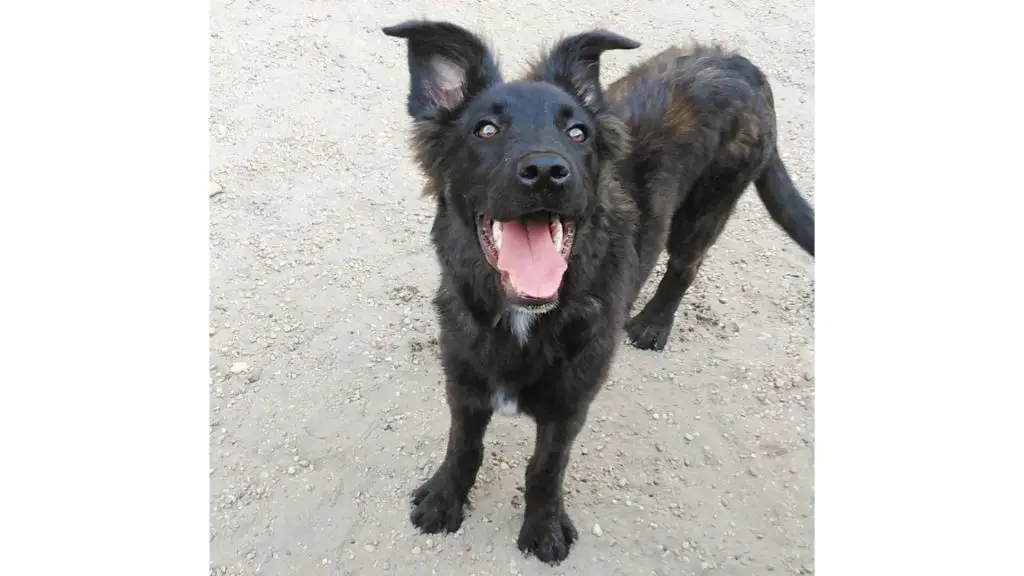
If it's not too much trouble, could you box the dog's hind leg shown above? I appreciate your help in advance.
[626,171,749,350]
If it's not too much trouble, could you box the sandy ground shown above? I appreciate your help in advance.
[209,1,814,574]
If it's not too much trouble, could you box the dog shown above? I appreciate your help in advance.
[382,20,814,565]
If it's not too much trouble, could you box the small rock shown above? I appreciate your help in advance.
[748,466,760,478]
[364,544,375,552]
[411,546,422,555]
[592,523,603,537]
[287,466,296,475]
[654,443,663,452]
[500,462,510,471]
[247,367,263,383]
[802,563,814,574]
[718,297,727,304]
[618,478,627,487]
[298,459,310,468]
[803,371,814,381]
[230,362,248,374]
[209,182,224,197]
[425,538,434,549]
[684,433,694,442]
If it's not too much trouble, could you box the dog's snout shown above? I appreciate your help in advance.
[516,152,570,188]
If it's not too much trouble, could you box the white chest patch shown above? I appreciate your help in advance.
[490,388,519,417]
[506,310,536,346]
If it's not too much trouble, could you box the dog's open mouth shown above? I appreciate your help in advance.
[477,212,576,305]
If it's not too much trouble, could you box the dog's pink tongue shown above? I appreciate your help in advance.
[496,219,566,299]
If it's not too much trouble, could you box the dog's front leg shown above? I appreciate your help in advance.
[410,396,492,534]
[517,409,588,564]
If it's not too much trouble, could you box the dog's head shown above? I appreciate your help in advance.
[383,20,638,312]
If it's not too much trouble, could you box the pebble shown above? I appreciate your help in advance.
[287,466,296,475]
[230,362,248,374]
[425,538,434,549]
[364,544,375,552]
[592,523,603,537]
[248,367,263,383]
[500,462,510,470]
[718,297,728,304]
[412,546,422,555]
[618,478,627,487]
[209,182,224,197]
[684,433,694,442]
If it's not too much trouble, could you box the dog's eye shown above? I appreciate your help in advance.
[567,125,588,143]
[475,121,500,139]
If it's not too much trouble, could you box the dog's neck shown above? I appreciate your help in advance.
[503,309,536,346]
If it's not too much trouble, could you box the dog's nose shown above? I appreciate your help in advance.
[516,152,571,188]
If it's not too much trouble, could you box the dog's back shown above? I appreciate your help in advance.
[605,44,816,350]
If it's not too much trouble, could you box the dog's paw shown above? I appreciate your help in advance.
[625,316,672,351]
[517,509,578,565]
[410,477,465,534]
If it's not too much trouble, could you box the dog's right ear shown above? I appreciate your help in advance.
[382,20,502,121]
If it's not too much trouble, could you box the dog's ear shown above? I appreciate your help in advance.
[382,20,502,121]
[530,30,640,113]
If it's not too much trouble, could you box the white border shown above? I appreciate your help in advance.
[818,1,1022,574]
[3,1,208,574]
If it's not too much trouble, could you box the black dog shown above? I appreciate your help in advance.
[382,20,814,564]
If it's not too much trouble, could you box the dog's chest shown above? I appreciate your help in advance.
[487,309,553,416]
[489,387,519,417]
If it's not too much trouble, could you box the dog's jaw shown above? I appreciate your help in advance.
[476,212,576,309]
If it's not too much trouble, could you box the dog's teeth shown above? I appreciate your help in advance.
[492,220,503,250]
[551,217,563,249]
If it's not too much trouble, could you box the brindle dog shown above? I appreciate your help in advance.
[382,20,814,565]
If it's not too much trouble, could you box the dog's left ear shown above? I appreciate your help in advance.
[530,30,640,113]
[382,20,503,121]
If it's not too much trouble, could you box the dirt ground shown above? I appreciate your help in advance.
[209,1,814,574]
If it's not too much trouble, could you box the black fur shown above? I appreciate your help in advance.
[382,21,814,565]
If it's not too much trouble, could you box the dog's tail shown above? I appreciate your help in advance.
[754,150,815,256]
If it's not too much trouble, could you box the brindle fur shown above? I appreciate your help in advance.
[382,20,814,566]
[603,43,815,349]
